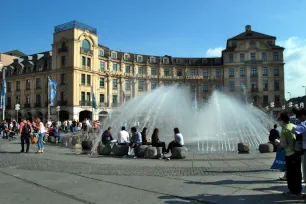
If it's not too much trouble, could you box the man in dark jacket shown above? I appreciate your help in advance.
[19,119,33,153]
[101,127,113,145]
[269,124,280,142]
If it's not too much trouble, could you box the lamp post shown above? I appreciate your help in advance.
[0,62,5,120]
[270,102,275,119]
[300,102,304,109]
[56,106,60,125]
[287,92,291,100]
[15,104,20,123]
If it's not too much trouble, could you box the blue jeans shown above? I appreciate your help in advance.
[54,133,62,142]
[37,133,44,150]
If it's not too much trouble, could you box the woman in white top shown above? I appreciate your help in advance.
[33,118,46,153]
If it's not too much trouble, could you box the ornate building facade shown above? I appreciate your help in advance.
[3,21,285,121]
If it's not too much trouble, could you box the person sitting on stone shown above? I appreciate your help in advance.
[129,127,142,158]
[141,127,150,145]
[52,122,62,143]
[102,127,114,145]
[166,127,184,155]
[118,126,130,145]
[151,128,167,154]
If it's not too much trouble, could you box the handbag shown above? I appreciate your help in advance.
[271,149,286,171]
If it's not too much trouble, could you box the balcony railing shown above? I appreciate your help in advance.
[34,103,41,108]
[98,103,108,107]
[80,48,93,55]
[57,101,68,106]
[245,60,263,64]
[274,88,280,91]
[58,47,68,53]
[251,88,258,92]
[229,75,234,78]
[263,88,268,91]
[24,104,31,108]
[79,100,91,106]
[250,74,258,78]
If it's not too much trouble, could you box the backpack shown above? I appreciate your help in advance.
[22,123,30,134]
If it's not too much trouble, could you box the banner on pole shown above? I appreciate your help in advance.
[48,77,58,106]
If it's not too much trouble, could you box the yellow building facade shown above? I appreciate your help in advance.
[3,21,285,121]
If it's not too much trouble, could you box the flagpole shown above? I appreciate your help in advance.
[48,77,50,121]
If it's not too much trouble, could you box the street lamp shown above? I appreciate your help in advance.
[15,104,20,123]
[282,105,286,110]
[56,106,60,125]
[300,102,304,109]
[287,92,291,99]
[288,102,293,108]
[270,102,275,119]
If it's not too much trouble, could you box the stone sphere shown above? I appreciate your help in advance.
[259,143,274,153]
[238,142,250,153]
[97,144,112,155]
[82,140,93,150]
[112,144,129,156]
[171,147,188,159]
[48,136,56,143]
[144,146,162,159]
[135,145,149,157]
[60,137,70,147]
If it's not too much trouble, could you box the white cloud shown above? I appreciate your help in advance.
[205,47,223,57]
[279,37,306,99]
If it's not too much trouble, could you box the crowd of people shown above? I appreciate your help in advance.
[101,126,184,159]
[268,108,306,197]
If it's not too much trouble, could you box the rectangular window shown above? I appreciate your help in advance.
[189,69,195,76]
[251,67,257,77]
[176,69,182,76]
[164,68,170,76]
[138,66,144,74]
[82,56,86,66]
[26,80,30,90]
[151,81,157,90]
[263,80,268,90]
[100,94,104,105]
[262,67,268,76]
[100,62,105,72]
[150,58,156,63]
[16,96,20,104]
[111,53,117,59]
[240,54,245,62]
[86,92,91,103]
[273,52,279,61]
[250,53,256,61]
[275,95,280,104]
[81,92,85,103]
[36,94,41,104]
[229,81,235,91]
[151,67,157,75]
[228,54,233,63]
[203,70,208,77]
[60,91,64,102]
[60,74,65,84]
[113,64,118,72]
[274,80,280,91]
[138,80,145,91]
[263,95,268,104]
[203,84,208,92]
[274,68,279,76]
[35,78,41,88]
[216,69,221,78]
[229,68,234,77]
[26,96,30,104]
[100,78,104,88]
[99,50,104,57]
[262,52,267,61]
[87,75,91,86]
[61,56,66,66]
[112,79,118,89]
[81,74,85,85]
[87,57,91,67]
[7,82,11,92]
[112,95,118,105]
[125,65,131,73]
[125,80,130,90]
[137,56,142,62]
[251,81,257,89]
[124,55,129,60]
[7,97,11,107]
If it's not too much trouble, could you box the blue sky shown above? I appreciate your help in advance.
[1,0,306,98]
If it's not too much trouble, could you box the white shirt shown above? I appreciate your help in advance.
[39,122,46,133]
[175,133,184,146]
[47,121,52,128]
[118,130,129,143]
[86,120,92,128]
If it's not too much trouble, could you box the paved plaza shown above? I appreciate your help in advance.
[0,137,305,204]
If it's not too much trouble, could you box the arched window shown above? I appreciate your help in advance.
[82,40,90,52]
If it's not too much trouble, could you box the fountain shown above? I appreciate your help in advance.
[92,85,276,154]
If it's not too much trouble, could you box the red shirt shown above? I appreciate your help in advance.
[19,121,33,134]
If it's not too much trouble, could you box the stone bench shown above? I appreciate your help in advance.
[135,145,149,157]
[47,136,56,143]
[60,136,78,148]
[112,144,129,156]
[238,142,250,153]
[97,143,112,155]
[171,147,188,159]
[82,140,93,150]
[144,146,162,159]
[259,143,274,153]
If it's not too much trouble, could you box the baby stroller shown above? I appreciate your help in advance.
[7,129,17,141]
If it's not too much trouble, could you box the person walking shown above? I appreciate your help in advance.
[279,112,301,196]
[33,118,46,153]
[19,119,33,153]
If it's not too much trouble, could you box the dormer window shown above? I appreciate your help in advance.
[111,52,117,59]
[163,58,169,64]
[99,50,104,57]
[150,57,156,63]
[137,55,143,63]
[124,54,130,60]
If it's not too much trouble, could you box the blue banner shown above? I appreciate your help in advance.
[271,149,286,171]
[48,77,58,106]
[0,71,6,109]
[91,86,97,110]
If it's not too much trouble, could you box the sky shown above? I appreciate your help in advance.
[1,0,306,99]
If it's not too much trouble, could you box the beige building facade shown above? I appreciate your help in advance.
[2,21,285,121]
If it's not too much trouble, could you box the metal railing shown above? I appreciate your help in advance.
[24,104,31,108]
[80,48,93,55]
[57,101,68,106]
[79,101,92,106]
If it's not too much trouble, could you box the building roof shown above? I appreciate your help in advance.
[228,25,276,41]
[3,50,26,57]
